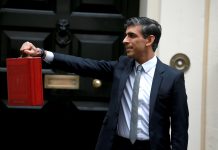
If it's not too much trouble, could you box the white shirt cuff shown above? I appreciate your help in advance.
[43,51,54,64]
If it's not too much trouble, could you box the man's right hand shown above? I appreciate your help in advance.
[20,41,42,57]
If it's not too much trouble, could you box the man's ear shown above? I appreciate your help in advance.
[145,35,155,47]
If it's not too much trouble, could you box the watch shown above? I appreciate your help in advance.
[40,48,46,59]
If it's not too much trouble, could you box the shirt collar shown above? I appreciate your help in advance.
[135,56,157,73]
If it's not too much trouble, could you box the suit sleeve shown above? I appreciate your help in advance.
[171,72,189,150]
[50,53,117,80]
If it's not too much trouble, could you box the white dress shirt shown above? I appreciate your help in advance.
[117,56,157,140]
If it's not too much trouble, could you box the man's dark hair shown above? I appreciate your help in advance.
[124,17,162,51]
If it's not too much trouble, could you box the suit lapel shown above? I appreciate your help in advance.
[116,57,166,119]
[149,59,165,120]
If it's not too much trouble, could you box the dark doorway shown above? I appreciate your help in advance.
[0,0,140,149]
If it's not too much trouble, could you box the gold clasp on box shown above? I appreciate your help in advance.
[44,75,79,89]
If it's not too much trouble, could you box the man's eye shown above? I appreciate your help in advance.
[128,33,136,38]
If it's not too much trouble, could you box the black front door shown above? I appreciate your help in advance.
[0,0,140,149]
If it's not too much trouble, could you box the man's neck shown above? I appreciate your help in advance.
[136,52,155,64]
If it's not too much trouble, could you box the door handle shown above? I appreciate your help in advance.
[92,79,102,88]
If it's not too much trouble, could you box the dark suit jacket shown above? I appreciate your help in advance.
[51,53,189,150]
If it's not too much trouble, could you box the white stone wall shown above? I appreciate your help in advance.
[140,0,218,149]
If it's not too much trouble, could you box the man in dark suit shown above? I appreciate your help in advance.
[20,17,189,150]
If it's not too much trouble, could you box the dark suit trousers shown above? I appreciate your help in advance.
[112,135,150,150]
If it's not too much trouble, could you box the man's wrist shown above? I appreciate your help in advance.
[40,50,54,64]
[40,48,46,59]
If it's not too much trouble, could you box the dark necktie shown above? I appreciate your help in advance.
[129,65,143,144]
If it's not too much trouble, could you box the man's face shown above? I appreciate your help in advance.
[123,25,147,59]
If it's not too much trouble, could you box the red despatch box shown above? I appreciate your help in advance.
[6,57,43,106]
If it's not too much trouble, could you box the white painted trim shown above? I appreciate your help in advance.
[140,0,161,22]
[202,0,210,150]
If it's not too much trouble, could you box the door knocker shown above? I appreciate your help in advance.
[56,19,72,47]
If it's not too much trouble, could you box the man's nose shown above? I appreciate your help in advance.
[123,36,129,44]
